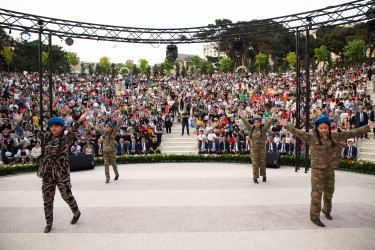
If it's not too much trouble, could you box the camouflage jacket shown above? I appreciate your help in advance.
[241,118,273,149]
[93,122,120,152]
[285,123,370,170]
[22,120,81,178]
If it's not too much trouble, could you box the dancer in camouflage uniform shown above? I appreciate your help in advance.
[278,116,375,227]
[89,116,122,183]
[241,112,275,183]
[12,110,89,233]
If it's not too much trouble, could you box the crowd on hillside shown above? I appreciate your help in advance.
[1,63,374,165]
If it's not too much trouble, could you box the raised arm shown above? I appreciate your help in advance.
[240,112,252,132]
[335,122,375,142]
[263,112,275,133]
[12,112,43,140]
[278,117,313,144]
[66,110,90,141]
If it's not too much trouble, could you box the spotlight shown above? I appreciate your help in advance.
[166,44,178,62]
[65,37,74,46]
[316,26,325,38]
[179,35,187,40]
[367,20,375,41]
[232,40,244,58]
[20,30,30,41]
[273,33,282,43]
[9,29,11,34]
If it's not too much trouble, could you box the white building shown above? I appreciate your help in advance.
[203,43,226,59]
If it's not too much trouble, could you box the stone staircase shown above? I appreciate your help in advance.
[357,79,375,162]
[161,123,198,155]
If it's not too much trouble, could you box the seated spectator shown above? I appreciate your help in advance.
[242,136,251,155]
[197,129,206,142]
[96,138,103,157]
[82,140,94,155]
[198,138,208,154]
[139,137,149,155]
[209,137,219,155]
[71,141,81,155]
[289,139,296,156]
[206,129,216,142]
[230,137,242,154]
[117,138,128,156]
[149,137,161,154]
[16,143,30,164]
[343,140,357,161]
[129,138,138,155]
[30,142,42,163]
[277,137,289,156]
[1,144,15,165]
[266,137,276,152]
[220,136,230,154]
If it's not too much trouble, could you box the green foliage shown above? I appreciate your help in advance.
[131,64,140,75]
[343,39,366,65]
[159,63,165,76]
[87,63,94,74]
[181,65,187,76]
[314,45,329,69]
[138,58,148,74]
[146,65,151,75]
[0,45,16,71]
[286,52,296,68]
[175,62,180,78]
[220,57,233,72]
[152,64,159,76]
[255,53,267,72]
[65,52,79,68]
[80,62,86,75]
[99,56,111,74]
[42,51,48,66]
[162,58,175,75]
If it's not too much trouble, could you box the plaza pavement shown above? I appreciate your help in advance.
[0,163,375,250]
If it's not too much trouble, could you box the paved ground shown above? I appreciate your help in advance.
[0,163,375,250]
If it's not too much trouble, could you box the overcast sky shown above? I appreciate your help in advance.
[1,0,349,65]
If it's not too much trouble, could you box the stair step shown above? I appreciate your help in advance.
[162,142,196,146]
[358,158,375,162]
[358,147,375,153]
[358,152,375,156]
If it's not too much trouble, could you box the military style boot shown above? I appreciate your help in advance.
[311,219,325,227]
[253,179,259,184]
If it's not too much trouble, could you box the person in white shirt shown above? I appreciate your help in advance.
[207,129,216,141]
[17,143,30,164]
[31,142,42,163]
[197,130,206,142]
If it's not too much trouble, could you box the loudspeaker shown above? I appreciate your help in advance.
[266,152,280,168]
[68,154,95,171]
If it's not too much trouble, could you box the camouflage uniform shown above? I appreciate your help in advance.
[242,118,274,179]
[22,121,81,226]
[93,122,120,181]
[285,123,370,220]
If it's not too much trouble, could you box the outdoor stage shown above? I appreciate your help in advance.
[1,163,375,250]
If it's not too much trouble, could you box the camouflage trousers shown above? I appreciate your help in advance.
[103,151,119,181]
[310,168,335,220]
[42,171,79,226]
[251,147,266,179]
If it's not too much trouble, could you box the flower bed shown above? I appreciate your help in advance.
[1,154,374,176]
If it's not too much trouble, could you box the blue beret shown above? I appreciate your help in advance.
[107,122,115,128]
[253,117,262,123]
[314,116,330,125]
[47,117,65,127]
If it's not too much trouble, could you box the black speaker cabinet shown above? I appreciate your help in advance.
[68,154,95,171]
[266,152,280,168]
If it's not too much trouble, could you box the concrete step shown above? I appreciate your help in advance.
[358,147,375,153]
[161,150,197,155]
[358,157,375,163]
[162,145,197,150]
[358,152,375,159]
[162,141,196,147]
[360,141,375,146]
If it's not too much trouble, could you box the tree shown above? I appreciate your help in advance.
[0,45,16,72]
[162,58,175,75]
[314,45,329,70]
[80,62,86,75]
[175,62,180,78]
[255,53,267,72]
[152,64,159,76]
[99,56,111,74]
[146,65,151,75]
[343,39,367,65]
[66,52,79,72]
[191,55,203,73]
[220,57,233,72]
[87,63,94,74]
[131,64,139,75]
[138,59,148,74]
[159,63,165,76]
[181,65,187,76]
[286,52,296,68]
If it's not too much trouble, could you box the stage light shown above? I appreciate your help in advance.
[20,30,30,41]
[166,44,178,62]
[273,33,282,43]
[232,40,244,57]
[65,37,74,46]
[9,29,11,34]
[316,26,325,38]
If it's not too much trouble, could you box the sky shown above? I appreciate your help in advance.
[1,0,351,65]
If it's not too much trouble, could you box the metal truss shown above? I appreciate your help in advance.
[0,0,373,44]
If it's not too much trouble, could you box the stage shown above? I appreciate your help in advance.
[1,163,375,250]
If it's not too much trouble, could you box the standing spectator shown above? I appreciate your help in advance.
[356,106,369,139]
[164,114,173,134]
[181,111,190,135]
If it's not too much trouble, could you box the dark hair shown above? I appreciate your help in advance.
[314,121,336,147]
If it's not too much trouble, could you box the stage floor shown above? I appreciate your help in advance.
[1,163,375,250]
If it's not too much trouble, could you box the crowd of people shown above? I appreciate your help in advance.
[0,63,374,165]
